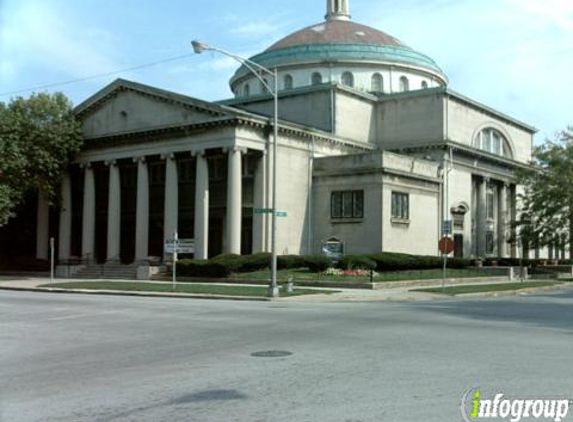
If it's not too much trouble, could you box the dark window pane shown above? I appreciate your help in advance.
[353,191,364,218]
[486,231,495,254]
[331,192,342,218]
[342,191,353,218]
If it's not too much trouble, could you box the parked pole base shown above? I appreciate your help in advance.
[268,287,280,298]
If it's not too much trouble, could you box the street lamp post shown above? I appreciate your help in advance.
[192,41,280,298]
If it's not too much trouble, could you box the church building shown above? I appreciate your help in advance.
[1,0,544,278]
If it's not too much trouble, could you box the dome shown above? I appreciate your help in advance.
[229,2,447,97]
[268,20,406,51]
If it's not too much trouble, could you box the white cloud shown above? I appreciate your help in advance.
[1,1,121,90]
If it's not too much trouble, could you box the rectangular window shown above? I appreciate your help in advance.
[391,192,409,220]
[331,190,364,219]
[486,230,495,255]
[486,190,495,220]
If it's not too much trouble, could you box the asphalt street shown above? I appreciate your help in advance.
[1,289,573,422]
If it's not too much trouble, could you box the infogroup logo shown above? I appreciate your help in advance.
[460,389,570,422]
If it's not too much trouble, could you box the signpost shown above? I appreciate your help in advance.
[439,232,455,293]
[165,234,195,291]
[50,237,55,283]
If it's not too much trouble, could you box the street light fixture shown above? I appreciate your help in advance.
[192,40,280,298]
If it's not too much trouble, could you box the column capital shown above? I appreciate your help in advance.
[105,159,118,167]
[133,156,146,164]
[191,149,205,157]
[222,146,247,154]
[79,162,92,169]
[160,152,176,160]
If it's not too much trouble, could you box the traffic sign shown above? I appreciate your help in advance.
[253,208,273,215]
[442,220,453,236]
[165,238,195,254]
[439,237,455,255]
[275,210,287,218]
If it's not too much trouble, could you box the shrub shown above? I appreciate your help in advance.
[339,255,376,271]
[303,255,331,273]
[240,253,272,272]
[177,259,232,278]
[210,254,243,273]
[447,258,473,269]
[369,252,443,271]
[278,255,307,270]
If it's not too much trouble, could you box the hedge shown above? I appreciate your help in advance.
[303,255,331,273]
[177,259,233,278]
[368,252,472,271]
[338,255,377,271]
[176,252,494,278]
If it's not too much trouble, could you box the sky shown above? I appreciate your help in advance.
[1,0,572,142]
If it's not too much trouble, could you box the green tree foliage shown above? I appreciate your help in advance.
[516,126,573,257]
[0,92,82,226]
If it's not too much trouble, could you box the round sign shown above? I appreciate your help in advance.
[439,237,455,255]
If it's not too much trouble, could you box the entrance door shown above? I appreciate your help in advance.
[454,234,464,258]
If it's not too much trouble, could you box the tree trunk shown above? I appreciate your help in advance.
[569,212,573,260]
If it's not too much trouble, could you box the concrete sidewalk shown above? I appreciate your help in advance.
[0,275,568,302]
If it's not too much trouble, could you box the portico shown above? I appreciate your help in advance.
[56,144,269,265]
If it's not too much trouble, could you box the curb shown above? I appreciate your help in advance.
[0,286,271,302]
[416,284,565,299]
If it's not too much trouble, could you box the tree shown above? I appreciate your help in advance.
[0,92,82,226]
[516,126,573,259]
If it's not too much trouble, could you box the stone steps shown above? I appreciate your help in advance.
[74,264,137,280]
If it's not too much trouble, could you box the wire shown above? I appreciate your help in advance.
[0,53,197,97]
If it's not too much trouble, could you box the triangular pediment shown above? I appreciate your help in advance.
[76,79,234,138]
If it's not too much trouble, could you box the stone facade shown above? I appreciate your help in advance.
[0,0,549,270]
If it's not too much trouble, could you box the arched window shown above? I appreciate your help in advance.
[371,73,383,93]
[399,76,409,92]
[244,83,250,97]
[341,71,354,88]
[311,72,323,85]
[421,81,429,89]
[284,74,293,90]
[475,128,513,158]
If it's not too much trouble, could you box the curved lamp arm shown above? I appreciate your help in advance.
[191,41,276,94]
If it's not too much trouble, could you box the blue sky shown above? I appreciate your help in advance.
[1,0,572,141]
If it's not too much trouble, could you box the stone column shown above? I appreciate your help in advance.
[252,152,267,253]
[81,164,96,262]
[476,176,487,258]
[36,192,50,260]
[510,185,518,258]
[163,154,178,261]
[226,147,243,255]
[106,161,121,261]
[135,157,149,262]
[194,151,209,260]
[498,183,508,258]
[58,173,72,261]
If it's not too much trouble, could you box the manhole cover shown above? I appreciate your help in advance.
[250,350,293,358]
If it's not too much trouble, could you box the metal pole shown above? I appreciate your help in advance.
[173,230,178,291]
[50,237,55,282]
[269,68,279,298]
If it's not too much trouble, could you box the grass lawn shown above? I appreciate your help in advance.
[235,268,499,283]
[412,282,561,296]
[38,282,337,297]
